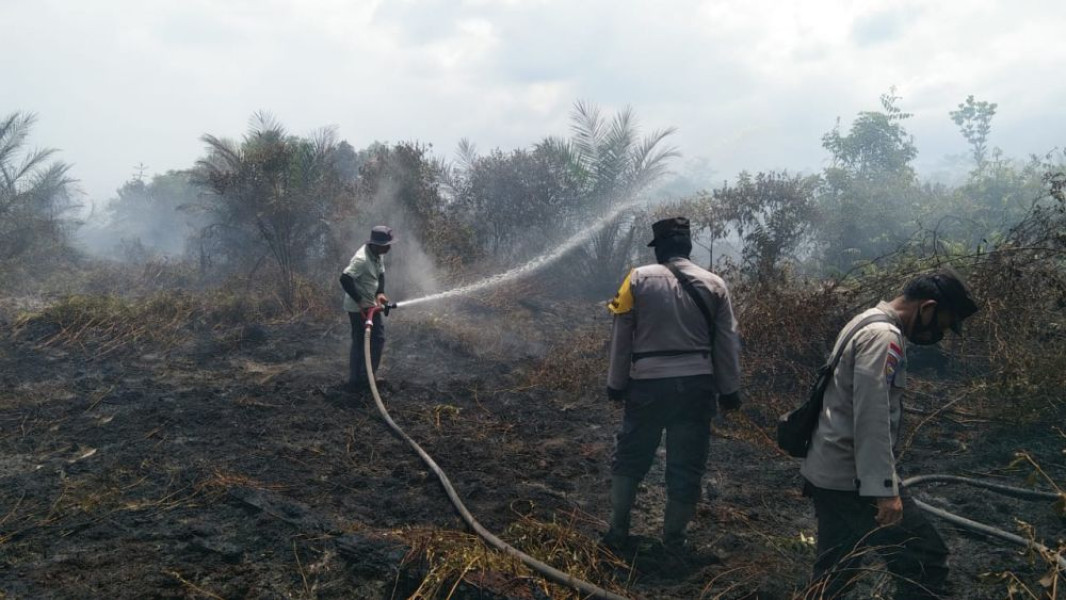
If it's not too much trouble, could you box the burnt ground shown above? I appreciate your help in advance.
[0,297,1063,599]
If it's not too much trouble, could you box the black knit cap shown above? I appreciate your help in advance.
[647,217,691,247]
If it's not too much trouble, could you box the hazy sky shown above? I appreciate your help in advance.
[3,0,1063,206]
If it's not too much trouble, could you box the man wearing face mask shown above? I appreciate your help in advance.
[339,225,394,394]
[800,269,979,599]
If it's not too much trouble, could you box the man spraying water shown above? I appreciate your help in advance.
[339,225,394,394]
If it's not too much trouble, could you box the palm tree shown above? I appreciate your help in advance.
[0,112,76,263]
[567,100,678,207]
[549,101,679,296]
[195,112,346,309]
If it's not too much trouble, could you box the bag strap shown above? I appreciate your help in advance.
[663,261,715,342]
[826,313,895,372]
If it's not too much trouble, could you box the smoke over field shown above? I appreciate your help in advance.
[2,96,1065,599]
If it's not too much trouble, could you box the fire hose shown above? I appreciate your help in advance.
[360,306,1064,593]
[902,474,1066,572]
[361,305,631,600]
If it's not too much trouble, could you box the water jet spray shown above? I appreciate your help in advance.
[395,197,647,308]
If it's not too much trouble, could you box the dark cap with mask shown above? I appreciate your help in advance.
[647,217,691,247]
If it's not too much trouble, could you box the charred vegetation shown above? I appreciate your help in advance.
[2,98,1065,599]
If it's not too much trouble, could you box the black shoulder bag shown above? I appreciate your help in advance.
[776,313,892,458]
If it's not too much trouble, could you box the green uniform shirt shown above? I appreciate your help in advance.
[342,244,384,312]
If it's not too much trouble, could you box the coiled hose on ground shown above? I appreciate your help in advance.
[361,307,631,600]
[361,308,1065,596]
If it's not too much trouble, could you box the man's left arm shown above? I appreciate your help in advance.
[375,273,388,305]
[712,285,742,404]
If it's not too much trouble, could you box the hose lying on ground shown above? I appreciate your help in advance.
[361,308,631,600]
[359,306,1064,592]
[903,474,1066,572]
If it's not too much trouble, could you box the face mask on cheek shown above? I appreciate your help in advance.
[908,306,944,346]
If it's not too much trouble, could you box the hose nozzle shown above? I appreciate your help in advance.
[364,302,399,328]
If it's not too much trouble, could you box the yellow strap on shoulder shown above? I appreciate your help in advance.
[607,270,635,315]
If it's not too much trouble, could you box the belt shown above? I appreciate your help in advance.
[632,349,710,362]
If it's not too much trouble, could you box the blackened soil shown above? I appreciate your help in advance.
[0,301,1062,599]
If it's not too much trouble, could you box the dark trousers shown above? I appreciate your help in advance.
[611,375,714,504]
[348,311,385,386]
[808,484,950,599]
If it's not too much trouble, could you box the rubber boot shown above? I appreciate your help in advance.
[602,476,640,551]
[662,500,696,549]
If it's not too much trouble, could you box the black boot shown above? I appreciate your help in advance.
[662,500,696,549]
[602,476,640,552]
[661,500,720,570]
[660,500,695,558]
[656,500,698,575]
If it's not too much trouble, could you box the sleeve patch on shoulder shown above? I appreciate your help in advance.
[607,271,635,315]
[885,342,903,385]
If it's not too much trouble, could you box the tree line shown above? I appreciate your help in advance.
[2,93,1062,306]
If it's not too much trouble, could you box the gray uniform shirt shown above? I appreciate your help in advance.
[606,258,741,394]
[800,302,908,496]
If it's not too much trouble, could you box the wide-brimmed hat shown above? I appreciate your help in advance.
[647,217,691,247]
[367,225,395,246]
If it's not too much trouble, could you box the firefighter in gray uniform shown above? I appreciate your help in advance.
[801,269,978,599]
[603,217,742,555]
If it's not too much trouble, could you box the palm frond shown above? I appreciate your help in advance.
[569,100,604,166]
[456,138,478,171]
[197,134,242,173]
[30,161,75,192]
[595,110,637,196]
[0,112,36,169]
[607,107,636,151]
[12,147,60,188]
[628,126,680,188]
[248,110,285,141]
[537,136,574,164]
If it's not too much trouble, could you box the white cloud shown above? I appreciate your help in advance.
[1,0,1063,203]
